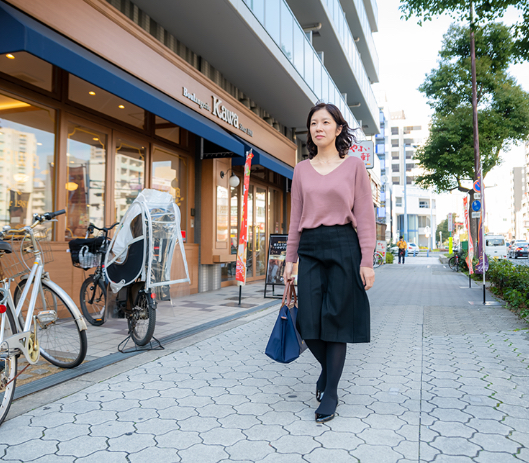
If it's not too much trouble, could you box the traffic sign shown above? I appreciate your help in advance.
[474,180,480,192]
[474,193,481,200]
[471,211,481,218]
[472,200,481,212]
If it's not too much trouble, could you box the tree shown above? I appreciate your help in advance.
[414,24,529,245]
[436,213,460,245]
[400,0,529,270]
[400,1,529,61]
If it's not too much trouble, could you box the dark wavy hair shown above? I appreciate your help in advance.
[306,102,357,159]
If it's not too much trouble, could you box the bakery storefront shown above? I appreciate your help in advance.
[0,1,296,301]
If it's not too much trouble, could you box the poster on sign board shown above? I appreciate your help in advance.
[376,240,386,258]
[349,140,374,169]
[264,234,299,298]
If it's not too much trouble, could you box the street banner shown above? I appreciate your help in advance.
[463,196,474,274]
[349,141,374,169]
[448,213,453,232]
[236,151,253,285]
[474,169,489,274]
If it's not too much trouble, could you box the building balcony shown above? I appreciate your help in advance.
[132,0,363,132]
[286,0,380,133]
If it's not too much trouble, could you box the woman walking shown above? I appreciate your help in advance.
[284,102,376,423]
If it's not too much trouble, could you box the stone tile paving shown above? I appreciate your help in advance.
[1,258,529,462]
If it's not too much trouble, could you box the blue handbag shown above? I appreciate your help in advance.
[265,281,307,363]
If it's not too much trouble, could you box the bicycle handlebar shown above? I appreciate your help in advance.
[87,222,119,234]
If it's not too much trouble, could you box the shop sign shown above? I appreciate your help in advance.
[182,87,253,137]
[349,141,374,169]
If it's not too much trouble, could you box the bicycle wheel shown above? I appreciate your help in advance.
[127,292,156,346]
[0,307,18,426]
[448,256,457,270]
[80,275,106,326]
[14,280,88,368]
[373,252,384,268]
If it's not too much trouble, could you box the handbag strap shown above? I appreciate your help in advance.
[281,279,298,307]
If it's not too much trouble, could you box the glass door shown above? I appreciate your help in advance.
[255,187,267,276]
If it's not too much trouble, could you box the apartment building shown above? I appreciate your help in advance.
[388,110,437,246]
[0,0,380,299]
[512,164,527,240]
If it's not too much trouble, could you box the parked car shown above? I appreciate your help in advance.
[485,234,508,259]
[389,244,399,256]
[509,242,529,259]
[407,243,419,255]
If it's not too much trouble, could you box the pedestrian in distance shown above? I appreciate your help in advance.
[397,236,407,264]
[283,102,376,423]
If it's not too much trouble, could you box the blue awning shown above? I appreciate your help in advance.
[0,2,244,157]
[232,136,294,180]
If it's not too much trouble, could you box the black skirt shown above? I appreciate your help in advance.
[296,224,370,343]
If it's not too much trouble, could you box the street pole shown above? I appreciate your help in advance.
[403,144,408,253]
[430,188,433,251]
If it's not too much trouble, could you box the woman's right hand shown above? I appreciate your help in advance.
[283,262,294,282]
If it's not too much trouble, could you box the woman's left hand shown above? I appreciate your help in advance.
[360,267,375,290]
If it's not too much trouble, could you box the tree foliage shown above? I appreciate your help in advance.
[399,0,529,61]
[414,24,529,193]
[436,213,458,243]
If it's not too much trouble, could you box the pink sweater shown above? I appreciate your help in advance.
[286,156,376,268]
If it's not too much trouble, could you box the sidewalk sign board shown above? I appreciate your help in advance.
[349,140,374,169]
[264,234,298,299]
[449,237,453,254]
[448,213,453,232]
[376,240,386,259]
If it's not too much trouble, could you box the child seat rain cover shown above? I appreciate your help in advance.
[104,189,190,294]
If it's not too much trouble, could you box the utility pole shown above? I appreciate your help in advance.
[403,143,408,248]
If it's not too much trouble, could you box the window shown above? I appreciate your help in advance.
[151,146,187,232]
[391,127,398,135]
[114,138,145,222]
[407,177,414,184]
[406,151,414,159]
[392,152,399,160]
[418,216,430,227]
[392,164,400,172]
[0,92,55,234]
[0,52,53,92]
[392,177,400,185]
[66,122,107,239]
[396,197,402,207]
[155,116,180,145]
[391,139,399,147]
[486,238,505,246]
[419,199,429,208]
[69,75,145,129]
[406,163,414,172]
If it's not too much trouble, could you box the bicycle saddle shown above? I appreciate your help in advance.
[0,240,12,254]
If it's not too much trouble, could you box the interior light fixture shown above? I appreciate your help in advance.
[118,105,125,109]
[37,142,42,146]
[89,91,96,95]
[93,137,99,141]
[65,182,78,191]
[6,54,15,59]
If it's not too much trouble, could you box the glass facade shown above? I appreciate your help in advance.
[0,92,55,233]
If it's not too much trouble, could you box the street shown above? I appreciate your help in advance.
[1,257,528,462]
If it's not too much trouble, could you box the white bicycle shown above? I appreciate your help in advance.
[0,210,88,425]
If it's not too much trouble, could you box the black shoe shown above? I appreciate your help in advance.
[315,412,335,423]
[316,387,324,403]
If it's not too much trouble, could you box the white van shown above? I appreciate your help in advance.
[485,234,508,259]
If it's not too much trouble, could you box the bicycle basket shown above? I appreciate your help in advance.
[69,236,105,270]
[0,229,54,279]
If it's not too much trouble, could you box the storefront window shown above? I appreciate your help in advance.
[1,52,53,92]
[66,123,107,239]
[255,187,267,276]
[69,75,145,129]
[155,116,180,145]
[151,146,187,231]
[268,188,282,234]
[221,185,239,282]
[0,92,55,234]
[114,138,145,222]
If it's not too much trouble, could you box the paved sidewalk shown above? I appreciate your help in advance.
[2,258,529,462]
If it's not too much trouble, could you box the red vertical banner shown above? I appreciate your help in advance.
[236,151,253,285]
[463,196,474,274]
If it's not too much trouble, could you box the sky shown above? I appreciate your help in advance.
[372,0,529,233]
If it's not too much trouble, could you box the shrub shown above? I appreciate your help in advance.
[386,252,394,264]
[487,259,529,319]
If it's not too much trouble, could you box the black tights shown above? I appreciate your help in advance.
[305,339,347,415]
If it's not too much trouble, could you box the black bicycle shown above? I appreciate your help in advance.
[69,222,118,326]
[448,251,464,272]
